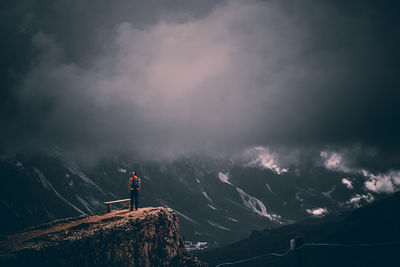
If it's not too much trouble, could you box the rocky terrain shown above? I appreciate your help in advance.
[1,150,384,246]
[0,207,204,266]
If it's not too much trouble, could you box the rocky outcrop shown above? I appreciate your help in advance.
[0,207,205,266]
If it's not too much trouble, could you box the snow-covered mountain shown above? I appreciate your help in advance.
[0,148,386,246]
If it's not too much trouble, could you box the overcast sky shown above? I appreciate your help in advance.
[1,0,399,168]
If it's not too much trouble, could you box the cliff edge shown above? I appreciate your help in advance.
[0,207,205,266]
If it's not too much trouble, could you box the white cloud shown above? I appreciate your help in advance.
[320,151,351,172]
[346,193,374,208]
[362,170,400,193]
[320,151,400,194]
[243,147,289,175]
[306,207,328,217]
[342,178,353,189]
[18,0,331,160]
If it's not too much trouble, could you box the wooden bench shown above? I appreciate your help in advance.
[104,199,130,212]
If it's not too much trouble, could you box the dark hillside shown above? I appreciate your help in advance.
[198,192,400,266]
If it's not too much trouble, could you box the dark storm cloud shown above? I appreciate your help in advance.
[1,0,399,162]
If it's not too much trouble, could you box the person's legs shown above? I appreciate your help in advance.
[130,190,134,211]
[134,190,139,210]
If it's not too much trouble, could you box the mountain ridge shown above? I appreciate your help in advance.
[0,149,391,246]
[197,191,400,266]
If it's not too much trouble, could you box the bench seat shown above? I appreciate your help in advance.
[104,198,130,212]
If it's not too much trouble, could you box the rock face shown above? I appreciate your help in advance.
[0,207,205,266]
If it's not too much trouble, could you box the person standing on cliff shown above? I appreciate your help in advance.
[129,171,141,211]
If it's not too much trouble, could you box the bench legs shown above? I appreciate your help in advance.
[105,200,131,212]
[105,203,112,212]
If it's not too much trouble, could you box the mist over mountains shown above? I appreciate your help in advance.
[1,146,398,247]
[1,0,399,164]
[1,1,400,263]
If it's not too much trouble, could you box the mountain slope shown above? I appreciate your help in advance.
[0,149,389,246]
[197,191,400,266]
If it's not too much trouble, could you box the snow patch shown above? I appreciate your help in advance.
[206,219,231,231]
[236,187,283,223]
[88,197,102,208]
[43,206,55,219]
[76,195,93,212]
[174,210,199,224]
[202,191,213,202]
[33,168,51,191]
[218,172,233,186]
[49,147,105,193]
[225,216,239,222]
[158,199,199,224]
[184,241,209,251]
[50,188,85,215]
[108,192,118,199]
[33,169,85,215]
[208,204,217,210]
[306,207,328,217]
[266,183,275,194]
[65,162,105,193]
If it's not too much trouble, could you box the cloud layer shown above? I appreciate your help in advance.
[321,149,400,194]
[1,0,400,162]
